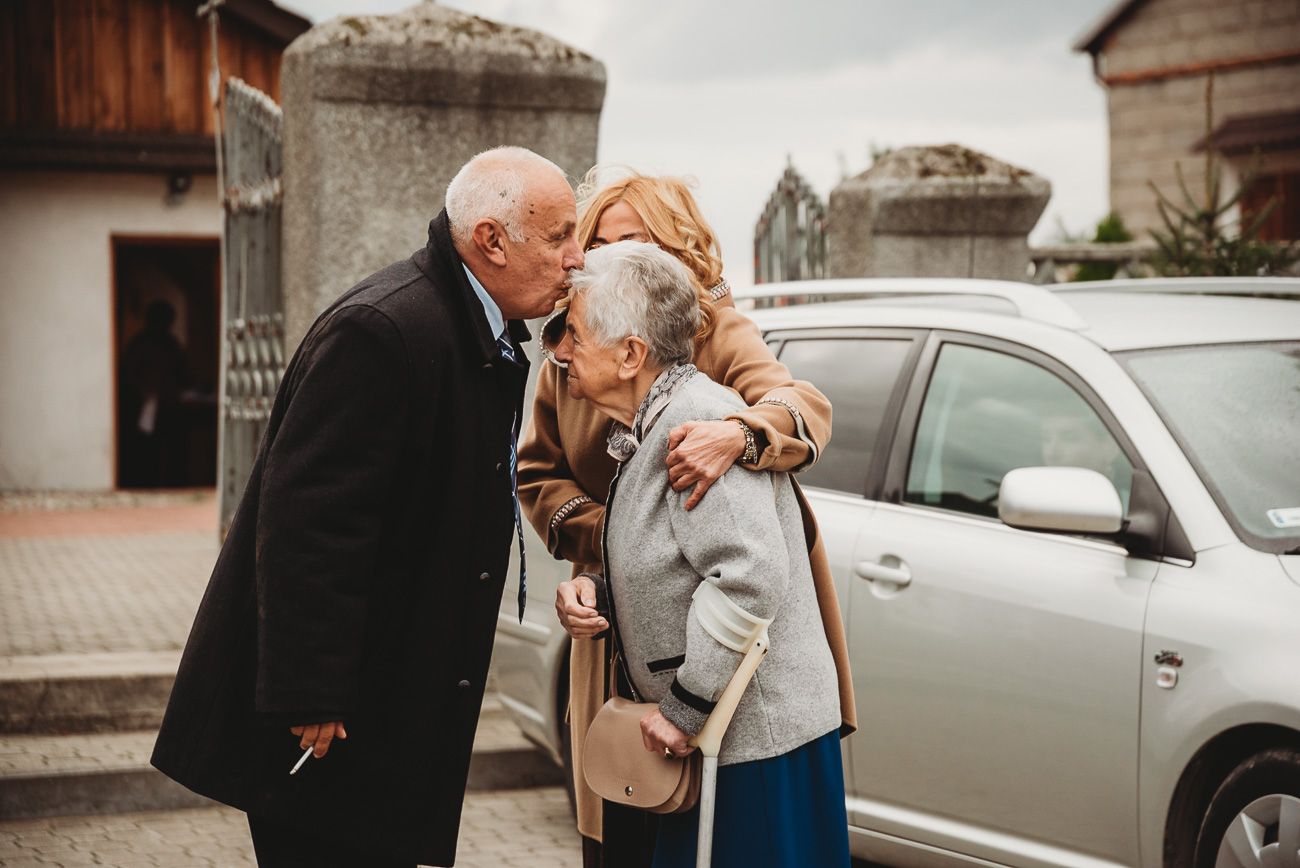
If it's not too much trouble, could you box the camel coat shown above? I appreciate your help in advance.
[517,294,857,842]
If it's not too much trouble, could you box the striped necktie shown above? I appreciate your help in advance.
[497,331,527,622]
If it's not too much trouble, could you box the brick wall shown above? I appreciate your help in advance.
[1101,0,1298,78]
[1097,0,1300,236]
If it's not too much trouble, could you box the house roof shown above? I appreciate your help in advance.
[210,0,311,45]
[1193,110,1300,155]
[1073,0,1146,55]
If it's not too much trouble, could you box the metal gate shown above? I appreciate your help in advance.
[217,77,285,535]
[754,160,828,285]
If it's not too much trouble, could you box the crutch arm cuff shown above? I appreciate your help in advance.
[660,678,713,736]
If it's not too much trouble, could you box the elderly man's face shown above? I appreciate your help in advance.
[495,168,585,320]
[554,294,624,409]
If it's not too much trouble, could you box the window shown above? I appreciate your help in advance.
[778,338,913,495]
[1122,341,1300,552]
[905,344,1132,520]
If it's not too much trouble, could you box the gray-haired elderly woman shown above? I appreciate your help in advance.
[552,241,849,868]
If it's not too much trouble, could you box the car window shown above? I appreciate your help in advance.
[1122,341,1300,553]
[905,343,1133,520]
[778,338,913,495]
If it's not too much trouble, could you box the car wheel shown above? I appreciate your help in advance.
[1193,746,1300,868]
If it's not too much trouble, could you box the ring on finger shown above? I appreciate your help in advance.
[664,747,674,759]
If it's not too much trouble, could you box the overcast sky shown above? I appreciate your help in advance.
[282,0,1121,287]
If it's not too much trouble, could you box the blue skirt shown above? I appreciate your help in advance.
[651,730,850,868]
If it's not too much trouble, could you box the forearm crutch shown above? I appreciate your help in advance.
[687,581,772,868]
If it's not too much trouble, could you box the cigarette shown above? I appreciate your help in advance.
[289,746,313,775]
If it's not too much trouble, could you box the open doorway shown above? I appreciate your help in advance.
[113,237,221,489]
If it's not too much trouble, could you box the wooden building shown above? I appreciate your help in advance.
[0,0,309,491]
[1075,0,1300,242]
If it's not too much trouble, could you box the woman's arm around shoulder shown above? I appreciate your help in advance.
[704,305,831,473]
[517,359,604,566]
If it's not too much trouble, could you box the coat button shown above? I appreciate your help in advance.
[495,462,504,473]
[458,679,471,691]
[479,572,490,582]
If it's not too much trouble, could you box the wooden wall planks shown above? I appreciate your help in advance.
[55,0,96,129]
[127,0,166,130]
[3,0,295,137]
[163,0,203,134]
[92,0,130,131]
[19,1,59,129]
[0,5,16,127]
[241,32,273,99]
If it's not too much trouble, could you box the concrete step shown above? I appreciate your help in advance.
[0,729,211,820]
[0,652,179,734]
[0,698,562,820]
[0,651,564,818]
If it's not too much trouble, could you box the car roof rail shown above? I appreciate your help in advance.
[1052,276,1300,300]
[736,278,1089,330]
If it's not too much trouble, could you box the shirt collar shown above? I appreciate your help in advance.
[462,263,506,339]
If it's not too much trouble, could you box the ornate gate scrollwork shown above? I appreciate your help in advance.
[218,77,285,534]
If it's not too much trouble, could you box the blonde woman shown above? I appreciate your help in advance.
[517,168,855,867]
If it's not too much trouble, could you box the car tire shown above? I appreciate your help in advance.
[1192,746,1300,868]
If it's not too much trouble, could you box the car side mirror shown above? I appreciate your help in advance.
[998,466,1124,535]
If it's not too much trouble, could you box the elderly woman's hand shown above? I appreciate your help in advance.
[640,708,695,758]
[666,420,748,510]
[555,576,607,639]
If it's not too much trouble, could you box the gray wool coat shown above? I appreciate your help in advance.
[599,371,841,766]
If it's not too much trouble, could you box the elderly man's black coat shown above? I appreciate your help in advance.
[152,211,529,866]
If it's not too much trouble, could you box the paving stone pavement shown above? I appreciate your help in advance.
[0,532,217,659]
[0,493,218,659]
[0,788,581,867]
[0,492,579,863]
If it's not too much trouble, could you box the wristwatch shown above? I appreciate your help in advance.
[735,419,758,464]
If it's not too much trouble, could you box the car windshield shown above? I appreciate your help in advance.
[1120,341,1300,554]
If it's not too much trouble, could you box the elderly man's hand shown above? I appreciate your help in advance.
[640,708,695,758]
[291,721,347,758]
[666,420,748,510]
[555,576,607,639]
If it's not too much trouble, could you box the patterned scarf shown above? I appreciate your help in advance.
[606,364,697,462]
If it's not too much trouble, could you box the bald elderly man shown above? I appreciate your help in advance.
[152,147,584,868]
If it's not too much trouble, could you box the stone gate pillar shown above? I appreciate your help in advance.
[828,144,1050,281]
[281,4,605,349]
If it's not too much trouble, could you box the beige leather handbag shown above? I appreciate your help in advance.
[582,697,702,814]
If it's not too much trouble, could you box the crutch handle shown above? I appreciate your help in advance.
[688,630,769,758]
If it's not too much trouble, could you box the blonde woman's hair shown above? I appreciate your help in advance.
[576,166,723,343]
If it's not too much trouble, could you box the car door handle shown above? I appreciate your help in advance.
[854,558,913,587]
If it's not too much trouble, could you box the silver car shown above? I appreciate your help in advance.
[492,277,1300,868]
